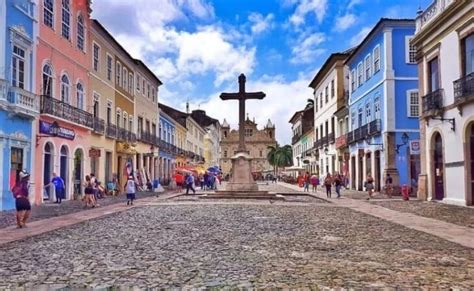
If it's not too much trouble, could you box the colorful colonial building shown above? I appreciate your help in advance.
[346,18,420,192]
[0,0,39,210]
[412,0,473,205]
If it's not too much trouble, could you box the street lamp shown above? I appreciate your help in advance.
[396,132,410,154]
[365,136,384,151]
[324,147,335,156]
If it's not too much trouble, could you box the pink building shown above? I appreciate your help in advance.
[34,0,93,204]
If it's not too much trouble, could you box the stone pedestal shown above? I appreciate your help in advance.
[225,152,259,191]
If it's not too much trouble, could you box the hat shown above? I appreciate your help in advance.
[19,170,30,180]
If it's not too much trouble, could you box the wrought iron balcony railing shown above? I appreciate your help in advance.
[421,89,443,116]
[454,72,474,104]
[347,119,382,145]
[328,132,335,144]
[117,127,136,144]
[92,117,105,135]
[40,95,93,128]
[106,123,117,139]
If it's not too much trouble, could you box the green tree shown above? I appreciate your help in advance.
[267,144,293,176]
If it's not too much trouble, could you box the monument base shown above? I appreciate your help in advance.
[200,191,284,200]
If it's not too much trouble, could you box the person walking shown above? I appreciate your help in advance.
[124,175,136,206]
[46,172,65,204]
[12,170,31,228]
[385,173,393,198]
[310,174,319,192]
[334,173,342,198]
[185,174,196,195]
[303,172,310,192]
[83,175,96,208]
[324,173,333,198]
[366,174,375,200]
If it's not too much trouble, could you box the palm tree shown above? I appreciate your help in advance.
[267,144,293,176]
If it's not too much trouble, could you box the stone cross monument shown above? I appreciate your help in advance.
[219,74,266,192]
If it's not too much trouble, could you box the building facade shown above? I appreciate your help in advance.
[289,108,316,174]
[309,51,351,177]
[346,18,420,192]
[220,117,276,175]
[0,0,39,210]
[34,0,93,204]
[158,110,176,181]
[190,109,221,169]
[412,0,473,205]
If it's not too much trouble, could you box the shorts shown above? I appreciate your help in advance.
[366,183,374,190]
[15,197,31,211]
[126,193,136,200]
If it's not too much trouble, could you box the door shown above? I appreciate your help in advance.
[375,151,381,192]
[60,146,68,199]
[105,152,112,183]
[74,149,83,198]
[10,148,23,187]
[351,156,356,189]
[358,156,363,191]
[470,125,474,205]
[43,143,53,200]
[433,133,444,200]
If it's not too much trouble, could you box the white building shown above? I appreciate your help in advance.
[412,0,474,205]
[289,107,316,175]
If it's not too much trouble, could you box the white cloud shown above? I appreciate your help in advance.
[200,75,314,144]
[289,0,328,27]
[350,26,371,46]
[290,33,326,64]
[334,13,357,32]
[248,13,275,35]
[348,0,363,9]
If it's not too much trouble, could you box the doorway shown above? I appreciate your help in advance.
[10,148,23,187]
[468,124,474,205]
[375,151,381,192]
[73,149,83,199]
[43,143,53,200]
[351,156,356,189]
[105,151,112,183]
[60,146,69,199]
[433,133,444,200]
[358,155,363,191]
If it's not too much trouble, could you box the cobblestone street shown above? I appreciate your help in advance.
[1,184,473,289]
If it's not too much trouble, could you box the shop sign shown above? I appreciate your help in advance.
[410,140,420,155]
[89,148,101,158]
[39,121,75,140]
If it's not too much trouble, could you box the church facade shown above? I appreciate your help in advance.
[219,117,276,176]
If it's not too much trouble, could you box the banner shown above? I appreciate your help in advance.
[410,140,420,155]
[39,121,75,140]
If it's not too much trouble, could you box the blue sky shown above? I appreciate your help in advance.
[92,0,431,144]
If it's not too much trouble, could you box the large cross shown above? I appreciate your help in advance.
[220,74,266,152]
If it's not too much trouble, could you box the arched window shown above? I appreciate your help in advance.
[77,14,84,50]
[61,0,71,39]
[123,112,128,130]
[61,75,70,103]
[42,64,53,96]
[43,0,54,28]
[116,108,121,127]
[76,83,84,109]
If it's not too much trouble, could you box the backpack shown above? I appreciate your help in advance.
[11,183,23,199]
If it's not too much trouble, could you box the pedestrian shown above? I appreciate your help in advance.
[185,174,196,194]
[11,170,31,228]
[310,174,319,192]
[83,175,96,208]
[385,173,393,198]
[366,174,375,200]
[124,175,136,205]
[324,173,332,198]
[303,172,310,192]
[46,172,65,204]
[90,173,99,201]
[334,173,342,198]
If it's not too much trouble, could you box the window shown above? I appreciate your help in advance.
[11,46,26,89]
[142,79,145,93]
[76,83,84,109]
[61,0,70,39]
[373,45,380,73]
[407,90,419,117]
[406,36,416,64]
[77,15,85,51]
[351,69,356,92]
[462,33,474,76]
[136,75,140,91]
[152,88,155,102]
[42,64,53,96]
[61,75,70,103]
[374,96,381,119]
[123,112,128,130]
[325,86,328,103]
[93,43,100,71]
[147,83,150,98]
[128,73,133,93]
[245,128,253,137]
[116,109,121,127]
[331,80,335,98]
[43,0,54,28]
[428,57,439,93]
[365,54,372,80]
[357,63,363,87]
[123,68,127,89]
[106,101,112,124]
[116,62,121,85]
[351,111,355,130]
[315,95,318,112]
[129,117,133,132]
[319,92,323,108]
[365,103,371,123]
[106,55,112,81]
[93,93,99,118]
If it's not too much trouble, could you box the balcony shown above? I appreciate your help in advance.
[138,130,156,145]
[92,117,105,135]
[422,89,443,117]
[453,72,474,109]
[347,119,382,145]
[415,0,455,33]
[292,133,302,145]
[40,95,93,128]
[368,119,382,135]
[328,132,335,144]
[335,134,347,149]
[106,123,117,139]
[321,135,329,146]
[7,86,39,118]
[117,127,136,144]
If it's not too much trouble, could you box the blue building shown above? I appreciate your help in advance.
[158,107,177,182]
[346,18,420,192]
[0,0,38,210]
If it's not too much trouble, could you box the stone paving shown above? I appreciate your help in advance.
[0,191,161,229]
[1,203,473,289]
[370,200,474,228]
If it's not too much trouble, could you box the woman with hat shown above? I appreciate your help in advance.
[12,170,31,228]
